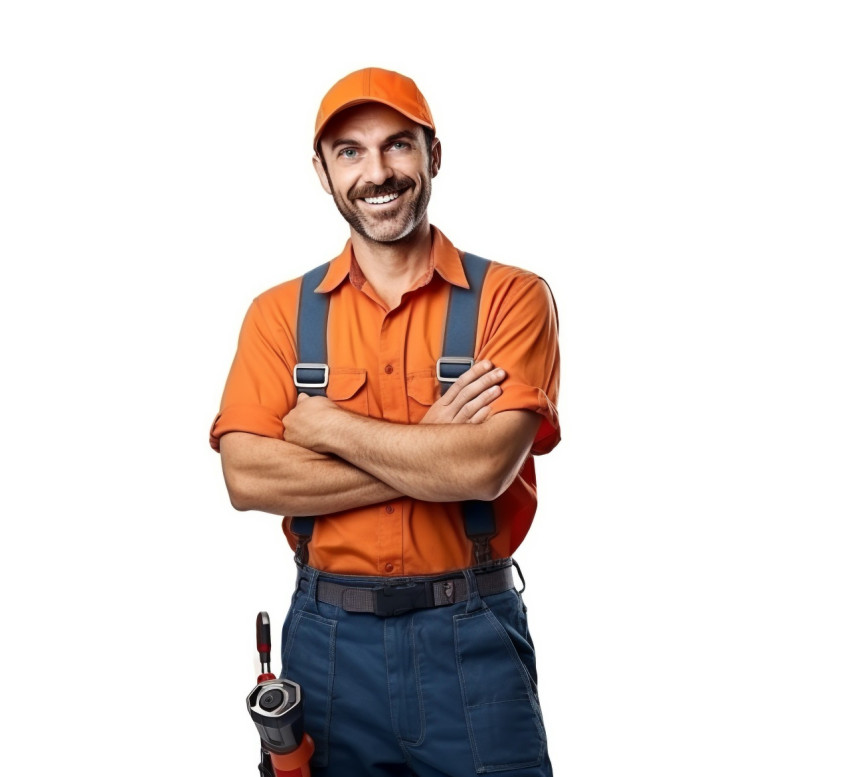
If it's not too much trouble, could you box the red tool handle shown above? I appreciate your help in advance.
[269,734,315,776]
[257,612,272,677]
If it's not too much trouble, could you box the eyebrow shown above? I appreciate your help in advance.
[385,130,419,144]
[330,130,420,151]
[330,137,361,150]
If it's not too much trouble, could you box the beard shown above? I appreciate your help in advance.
[329,173,432,245]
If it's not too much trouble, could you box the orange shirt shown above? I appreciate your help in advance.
[210,227,560,576]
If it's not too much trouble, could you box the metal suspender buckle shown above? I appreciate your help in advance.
[293,363,329,390]
[436,357,474,384]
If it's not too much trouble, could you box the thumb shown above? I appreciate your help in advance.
[297,392,309,404]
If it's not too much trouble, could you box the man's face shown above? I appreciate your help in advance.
[314,103,440,245]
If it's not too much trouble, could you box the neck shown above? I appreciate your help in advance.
[349,220,433,309]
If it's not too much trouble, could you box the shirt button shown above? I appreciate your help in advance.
[384,364,394,374]
[385,563,394,573]
[385,505,394,514]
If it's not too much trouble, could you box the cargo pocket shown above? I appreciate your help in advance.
[406,369,439,423]
[454,604,546,772]
[326,368,369,417]
[281,609,337,767]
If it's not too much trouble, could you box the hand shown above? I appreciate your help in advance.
[421,360,505,424]
[283,393,343,452]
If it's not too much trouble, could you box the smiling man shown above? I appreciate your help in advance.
[316,106,434,246]
[211,68,560,776]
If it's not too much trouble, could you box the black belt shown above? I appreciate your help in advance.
[299,562,517,617]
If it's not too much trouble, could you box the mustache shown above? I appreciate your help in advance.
[350,176,413,200]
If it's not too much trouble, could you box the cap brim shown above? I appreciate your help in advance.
[313,98,436,152]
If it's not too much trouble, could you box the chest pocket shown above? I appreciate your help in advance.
[326,369,369,417]
[406,369,439,423]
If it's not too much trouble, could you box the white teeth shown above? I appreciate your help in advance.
[364,192,400,204]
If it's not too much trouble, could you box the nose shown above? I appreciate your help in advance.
[363,151,393,186]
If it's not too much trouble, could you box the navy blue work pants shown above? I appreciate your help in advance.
[280,564,553,776]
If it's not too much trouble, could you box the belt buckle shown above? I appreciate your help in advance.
[374,582,434,617]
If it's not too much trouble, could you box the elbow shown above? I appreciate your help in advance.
[472,482,503,502]
[467,413,539,501]
[220,440,258,511]
[219,433,296,514]
[474,477,511,503]
[228,492,253,513]
[221,460,267,512]
[223,472,256,512]
[223,465,298,515]
[469,452,519,502]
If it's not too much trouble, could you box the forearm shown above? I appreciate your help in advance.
[220,432,401,516]
[307,410,540,502]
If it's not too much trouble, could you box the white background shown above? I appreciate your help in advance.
[2,1,848,775]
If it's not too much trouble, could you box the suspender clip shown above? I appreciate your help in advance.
[293,363,329,390]
[294,536,310,565]
[472,537,494,566]
[436,357,474,384]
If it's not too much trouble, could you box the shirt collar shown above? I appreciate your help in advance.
[431,226,470,289]
[313,226,471,294]
[314,243,353,293]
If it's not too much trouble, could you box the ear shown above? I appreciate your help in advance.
[313,153,333,195]
[430,137,442,178]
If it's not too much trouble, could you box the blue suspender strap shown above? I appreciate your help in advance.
[440,252,497,565]
[293,262,331,398]
[438,252,490,394]
[290,263,331,560]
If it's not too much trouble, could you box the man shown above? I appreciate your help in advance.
[211,67,560,776]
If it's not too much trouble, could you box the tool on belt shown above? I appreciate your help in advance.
[247,612,314,777]
[290,251,497,566]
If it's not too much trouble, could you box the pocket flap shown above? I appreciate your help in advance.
[407,371,439,406]
[326,369,367,401]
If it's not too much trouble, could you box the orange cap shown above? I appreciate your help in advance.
[314,67,435,152]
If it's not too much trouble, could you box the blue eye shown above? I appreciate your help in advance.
[340,148,358,159]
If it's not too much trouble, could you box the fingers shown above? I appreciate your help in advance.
[451,363,505,405]
[442,361,506,423]
[468,405,492,424]
[419,361,506,425]
[440,360,493,403]
[454,383,502,422]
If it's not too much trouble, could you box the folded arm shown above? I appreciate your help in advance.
[220,361,510,515]
[283,397,541,502]
[220,432,401,516]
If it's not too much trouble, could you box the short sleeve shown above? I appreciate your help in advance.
[209,285,300,451]
[476,266,561,455]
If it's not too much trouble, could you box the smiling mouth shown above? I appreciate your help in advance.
[362,190,404,205]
